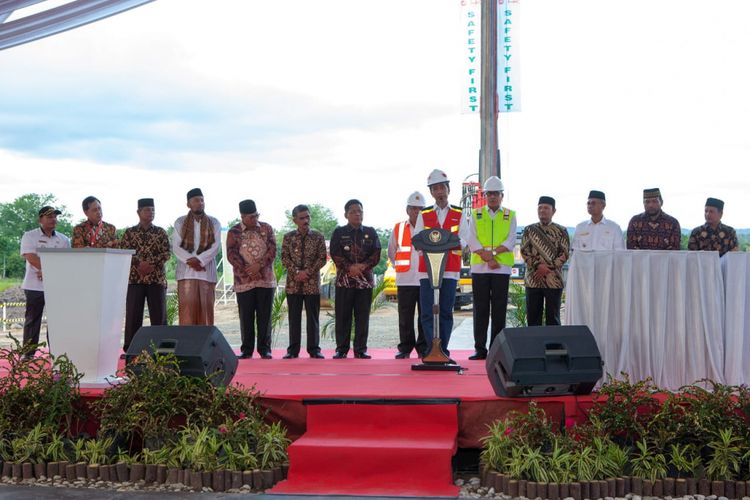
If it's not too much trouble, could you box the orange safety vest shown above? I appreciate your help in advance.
[418,205,463,273]
[393,221,414,272]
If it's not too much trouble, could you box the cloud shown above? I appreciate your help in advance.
[0,70,450,169]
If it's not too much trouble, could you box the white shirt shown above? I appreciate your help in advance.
[464,206,517,275]
[572,217,625,251]
[387,220,422,287]
[20,227,71,292]
[413,203,469,281]
[172,214,222,283]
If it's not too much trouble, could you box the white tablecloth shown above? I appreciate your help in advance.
[565,250,726,391]
[722,252,750,386]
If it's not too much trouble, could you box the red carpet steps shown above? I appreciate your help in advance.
[270,401,460,497]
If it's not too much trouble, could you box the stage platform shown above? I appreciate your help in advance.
[49,348,598,448]
[7,347,601,497]
[217,348,594,448]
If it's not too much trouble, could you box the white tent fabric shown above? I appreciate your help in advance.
[0,0,154,51]
[565,250,729,392]
[721,252,750,387]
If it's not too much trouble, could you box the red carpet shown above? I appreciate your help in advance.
[270,402,460,497]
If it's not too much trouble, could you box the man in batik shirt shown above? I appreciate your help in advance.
[71,196,117,248]
[687,197,738,257]
[226,199,277,359]
[521,196,570,326]
[119,198,171,353]
[330,199,382,359]
[281,204,327,359]
[626,188,682,250]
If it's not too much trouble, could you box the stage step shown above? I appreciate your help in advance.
[269,401,460,497]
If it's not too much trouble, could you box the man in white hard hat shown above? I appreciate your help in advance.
[388,191,427,359]
[463,176,516,360]
[413,169,469,357]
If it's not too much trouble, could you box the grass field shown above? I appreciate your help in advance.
[0,278,19,293]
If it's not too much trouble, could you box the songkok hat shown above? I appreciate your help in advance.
[705,197,724,211]
[427,169,450,186]
[239,199,257,215]
[483,176,504,192]
[187,188,203,200]
[406,191,426,207]
[588,190,606,201]
[38,206,61,217]
[538,196,556,208]
[137,198,154,209]
[643,187,662,200]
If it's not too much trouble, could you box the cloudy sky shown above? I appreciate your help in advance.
[1,0,749,233]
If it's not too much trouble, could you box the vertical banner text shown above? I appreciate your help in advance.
[460,0,481,114]
[498,0,521,112]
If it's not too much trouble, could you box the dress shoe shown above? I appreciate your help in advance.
[354,352,372,359]
[260,352,273,359]
[468,352,487,360]
[282,353,298,359]
[237,352,252,359]
[332,352,347,359]
[309,353,325,359]
[394,352,409,359]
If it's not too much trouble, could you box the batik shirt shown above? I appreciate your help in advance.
[226,221,277,293]
[71,220,117,248]
[687,222,738,257]
[119,224,171,287]
[520,222,570,289]
[330,224,381,289]
[626,211,682,250]
[281,229,327,295]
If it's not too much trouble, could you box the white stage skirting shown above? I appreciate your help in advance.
[565,250,749,391]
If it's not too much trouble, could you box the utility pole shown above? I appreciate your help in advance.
[479,0,499,183]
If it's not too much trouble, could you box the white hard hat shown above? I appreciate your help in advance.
[427,169,450,186]
[406,191,426,207]
[483,176,504,192]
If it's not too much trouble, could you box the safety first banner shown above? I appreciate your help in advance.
[460,0,521,114]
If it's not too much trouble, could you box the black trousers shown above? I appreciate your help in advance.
[335,287,372,355]
[237,287,274,356]
[472,273,510,355]
[396,285,425,355]
[23,289,46,350]
[124,284,167,351]
[525,287,563,326]
[286,293,322,356]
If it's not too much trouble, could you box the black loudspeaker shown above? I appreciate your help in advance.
[126,325,238,387]
[485,325,603,397]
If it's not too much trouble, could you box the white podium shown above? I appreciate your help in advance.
[38,248,134,387]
